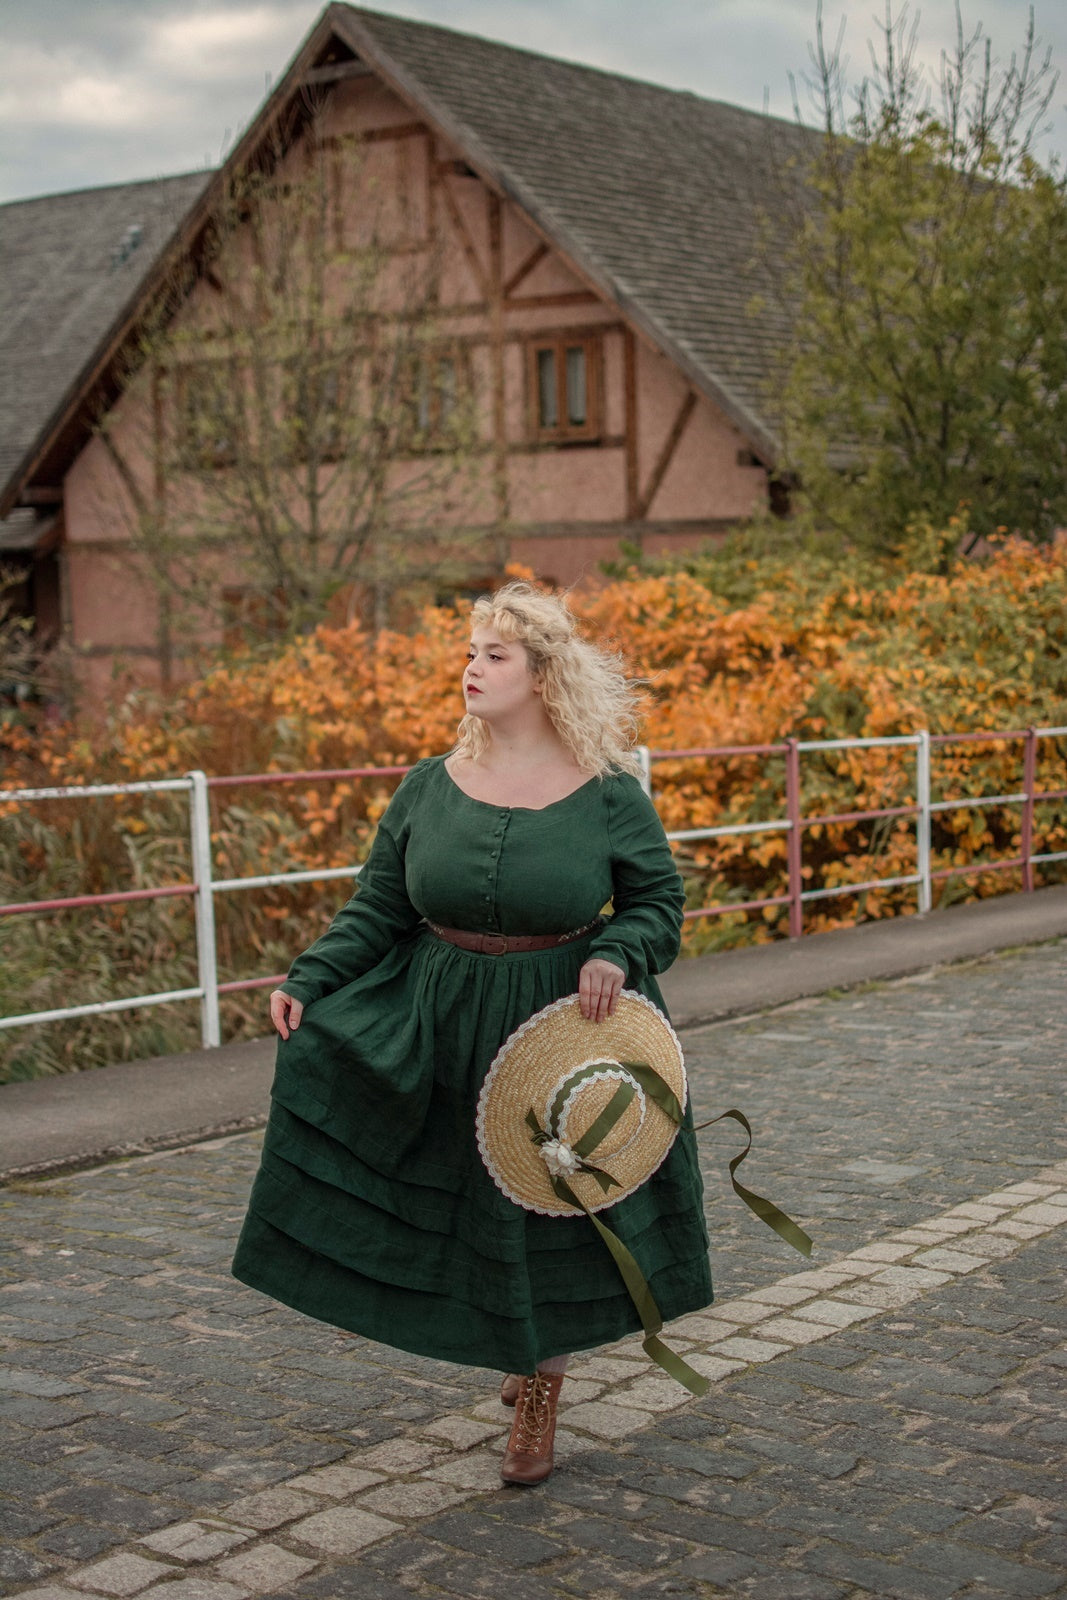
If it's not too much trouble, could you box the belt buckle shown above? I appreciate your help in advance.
[483,931,509,955]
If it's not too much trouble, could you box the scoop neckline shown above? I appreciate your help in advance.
[439,757,598,813]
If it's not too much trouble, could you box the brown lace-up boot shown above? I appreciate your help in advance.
[500,1372,564,1485]
[500,1373,521,1406]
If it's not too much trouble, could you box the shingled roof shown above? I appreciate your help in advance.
[0,6,817,524]
[0,171,211,538]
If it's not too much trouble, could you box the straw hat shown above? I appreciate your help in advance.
[476,991,687,1218]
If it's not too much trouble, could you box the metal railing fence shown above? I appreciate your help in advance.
[653,733,928,935]
[2,728,1065,1049]
[652,726,1067,935]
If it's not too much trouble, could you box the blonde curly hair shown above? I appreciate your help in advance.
[453,581,643,778]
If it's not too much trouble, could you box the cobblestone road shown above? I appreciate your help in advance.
[1,942,1065,1600]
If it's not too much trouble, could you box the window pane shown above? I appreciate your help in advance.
[537,348,558,427]
[414,356,432,433]
[438,356,457,422]
[565,346,586,425]
[321,367,341,454]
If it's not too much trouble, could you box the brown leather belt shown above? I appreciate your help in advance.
[425,919,599,955]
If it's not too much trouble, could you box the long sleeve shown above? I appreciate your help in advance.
[587,774,685,983]
[281,779,423,1009]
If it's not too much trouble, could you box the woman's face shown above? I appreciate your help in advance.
[463,624,543,725]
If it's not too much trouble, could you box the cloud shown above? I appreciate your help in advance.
[0,0,1063,203]
[143,3,316,82]
[55,73,172,130]
[0,41,176,133]
[0,2,320,196]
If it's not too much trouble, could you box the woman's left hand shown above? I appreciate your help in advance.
[578,958,626,1022]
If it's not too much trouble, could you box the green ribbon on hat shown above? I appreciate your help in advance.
[550,1170,712,1396]
[621,1062,813,1258]
[691,1103,814,1260]
[526,1058,813,1397]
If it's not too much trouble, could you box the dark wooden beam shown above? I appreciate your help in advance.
[488,193,508,537]
[438,176,491,300]
[503,289,598,312]
[623,327,639,522]
[303,61,373,85]
[434,159,479,178]
[509,434,626,455]
[16,487,63,507]
[361,120,426,143]
[507,517,737,541]
[636,389,697,519]
[503,241,548,298]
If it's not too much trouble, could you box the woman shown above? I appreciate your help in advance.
[232,581,712,1485]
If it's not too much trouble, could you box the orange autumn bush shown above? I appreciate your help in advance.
[589,541,1066,944]
[2,537,1065,1078]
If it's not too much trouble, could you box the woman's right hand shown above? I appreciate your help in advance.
[270,989,303,1041]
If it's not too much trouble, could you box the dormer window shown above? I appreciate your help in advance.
[527,334,600,442]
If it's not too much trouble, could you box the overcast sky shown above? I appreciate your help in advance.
[2,0,1064,204]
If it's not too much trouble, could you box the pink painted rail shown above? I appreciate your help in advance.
[651,734,927,938]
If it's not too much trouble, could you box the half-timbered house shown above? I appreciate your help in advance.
[0,4,816,703]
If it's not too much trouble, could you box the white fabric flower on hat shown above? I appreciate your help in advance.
[539,1138,581,1177]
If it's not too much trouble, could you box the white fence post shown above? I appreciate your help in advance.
[915,730,932,916]
[187,769,221,1048]
[635,744,653,798]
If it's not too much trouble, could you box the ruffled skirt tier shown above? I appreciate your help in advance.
[232,928,712,1371]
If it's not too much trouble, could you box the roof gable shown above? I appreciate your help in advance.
[1,5,817,517]
[331,5,817,455]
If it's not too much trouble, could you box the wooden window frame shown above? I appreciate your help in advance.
[279,356,352,464]
[399,341,472,452]
[171,360,239,471]
[526,333,601,444]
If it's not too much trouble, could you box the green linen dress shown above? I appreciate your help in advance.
[231,755,712,1371]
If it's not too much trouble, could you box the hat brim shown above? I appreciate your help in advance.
[476,991,687,1217]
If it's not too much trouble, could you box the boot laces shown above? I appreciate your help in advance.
[514,1373,555,1450]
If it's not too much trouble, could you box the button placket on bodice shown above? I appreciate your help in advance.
[481,808,513,931]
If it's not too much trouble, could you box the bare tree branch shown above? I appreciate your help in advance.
[97,113,490,656]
